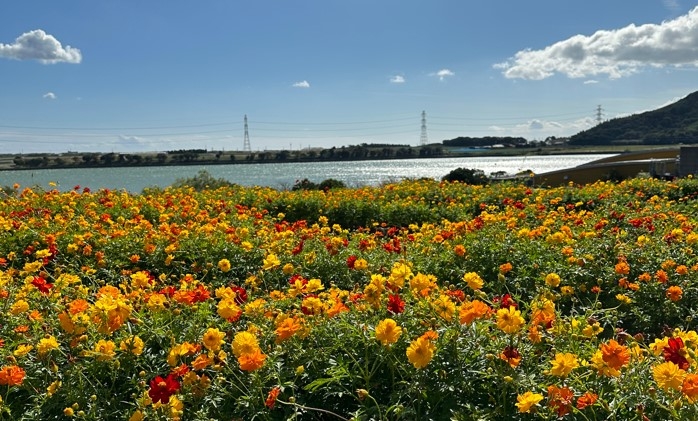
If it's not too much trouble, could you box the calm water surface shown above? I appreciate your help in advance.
[0,155,615,193]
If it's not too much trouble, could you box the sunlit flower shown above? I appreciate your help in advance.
[550,353,579,377]
[496,306,525,334]
[148,373,180,404]
[653,361,686,391]
[406,336,435,369]
[547,385,574,417]
[275,316,302,343]
[375,318,402,346]
[0,365,25,386]
[515,391,543,413]
[232,331,260,357]
[238,349,266,371]
[544,273,561,288]
[217,258,231,272]
[459,300,491,324]
[93,340,116,361]
[202,328,226,352]
[462,272,484,290]
[119,336,144,356]
[576,391,598,410]
[37,336,60,356]
[666,285,683,302]
[682,373,698,402]
[431,294,456,321]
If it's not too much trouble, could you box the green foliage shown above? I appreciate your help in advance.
[441,167,489,185]
[170,170,236,190]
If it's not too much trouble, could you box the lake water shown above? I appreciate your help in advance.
[0,154,615,192]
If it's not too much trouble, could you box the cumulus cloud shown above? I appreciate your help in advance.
[43,92,57,99]
[583,80,599,84]
[496,6,698,80]
[292,80,310,88]
[431,69,454,81]
[0,29,82,64]
[390,75,405,83]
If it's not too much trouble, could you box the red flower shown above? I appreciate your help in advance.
[31,276,53,294]
[291,240,304,255]
[231,286,247,304]
[493,294,517,309]
[664,337,690,370]
[346,255,358,269]
[265,386,281,409]
[387,294,405,314]
[148,373,180,404]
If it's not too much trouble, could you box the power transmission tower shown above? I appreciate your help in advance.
[419,110,428,146]
[595,105,604,125]
[243,114,251,152]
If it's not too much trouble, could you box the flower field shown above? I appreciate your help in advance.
[1,176,698,420]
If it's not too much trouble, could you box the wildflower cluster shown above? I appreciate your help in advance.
[0,177,697,419]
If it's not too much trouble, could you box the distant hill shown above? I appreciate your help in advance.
[570,90,698,145]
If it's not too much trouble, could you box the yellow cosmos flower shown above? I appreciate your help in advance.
[37,336,60,356]
[262,253,280,270]
[119,336,145,356]
[431,294,456,322]
[375,319,402,346]
[496,306,525,334]
[544,273,561,288]
[462,272,484,290]
[653,361,686,391]
[550,353,579,377]
[406,337,435,369]
[516,391,544,413]
[232,331,260,357]
[217,259,231,272]
[202,328,226,352]
[93,340,116,361]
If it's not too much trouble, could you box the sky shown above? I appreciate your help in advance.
[1,0,697,154]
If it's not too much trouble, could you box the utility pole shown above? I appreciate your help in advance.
[419,110,428,146]
[595,105,604,125]
[243,115,251,152]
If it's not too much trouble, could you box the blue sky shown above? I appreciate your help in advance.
[1,0,697,153]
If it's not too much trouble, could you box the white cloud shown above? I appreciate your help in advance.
[292,80,310,88]
[43,92,57,99]
[0,29,82,64]
[496,6,698,80]
[432,69,454,81]
[390,75,406,84]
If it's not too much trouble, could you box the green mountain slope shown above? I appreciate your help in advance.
[570,90,698,145]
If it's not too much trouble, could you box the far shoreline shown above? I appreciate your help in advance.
[0,144,671,173]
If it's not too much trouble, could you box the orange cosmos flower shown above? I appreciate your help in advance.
[547,385,574,417]
[459,300,492,324]
[499,262,513,274]
[275,317,302,343]
[0,365,26,386]
[666,285,683,302]
[238,349,266,372]
[682,373,698,402]
[265,386,281,409]
[600,339,630,371]
[575,391,598,410]
[614,261,630,275]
